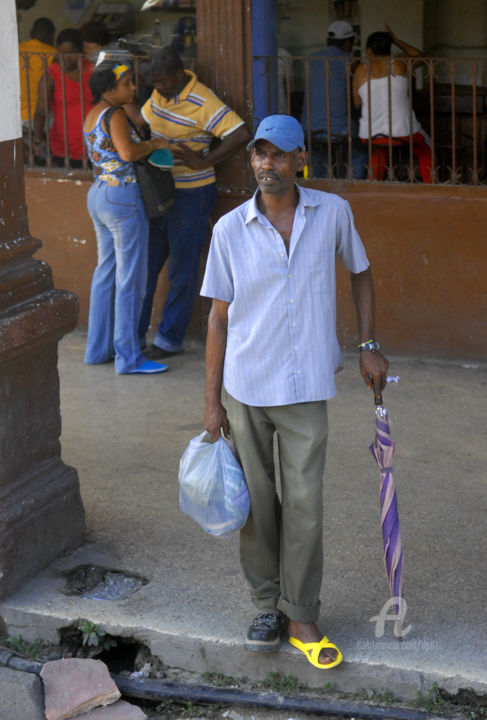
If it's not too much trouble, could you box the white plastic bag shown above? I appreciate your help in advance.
[178,431,250,537]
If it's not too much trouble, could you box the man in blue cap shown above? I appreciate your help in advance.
[301,21,367,179]
[201,115,388,669]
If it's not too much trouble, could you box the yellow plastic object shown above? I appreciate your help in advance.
[288,635,343,669]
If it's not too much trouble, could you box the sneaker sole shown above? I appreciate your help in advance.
[149,347,184,359]
[125,367,168,374]
[244,637,281,652]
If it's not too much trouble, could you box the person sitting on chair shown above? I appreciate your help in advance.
[301,21,367,180]
[353,24,434,182]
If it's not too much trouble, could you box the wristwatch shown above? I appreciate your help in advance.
[358,339,380,353]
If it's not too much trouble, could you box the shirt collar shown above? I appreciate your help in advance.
[154,70,197,107]
[244,184,320,225]
[175,70,197,103]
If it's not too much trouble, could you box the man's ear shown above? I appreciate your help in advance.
[296,149,308,172]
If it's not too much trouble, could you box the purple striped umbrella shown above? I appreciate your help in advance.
[369,398,404,637]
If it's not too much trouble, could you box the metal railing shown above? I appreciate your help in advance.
[21,50,487,185]
[21,51,91,170]
[254,53,487,184]
[20,50,196,172]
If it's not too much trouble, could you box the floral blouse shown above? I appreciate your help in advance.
[84,107,138,185]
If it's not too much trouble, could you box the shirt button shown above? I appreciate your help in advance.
[297,370,301,374]
[291,323,296,327]
[280,252,285,257]
[294,346,298,350]
[288,274,292,278]
[289,299,294,303]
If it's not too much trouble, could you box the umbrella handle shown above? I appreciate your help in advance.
[369,377,383,406]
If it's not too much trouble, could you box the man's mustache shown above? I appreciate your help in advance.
[257,170,280,181]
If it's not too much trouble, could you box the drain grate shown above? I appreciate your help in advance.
[64,565,148,601]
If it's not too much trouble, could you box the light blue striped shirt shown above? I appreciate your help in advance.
[200,185,369,407]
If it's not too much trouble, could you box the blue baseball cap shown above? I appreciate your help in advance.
[247,115,305,152]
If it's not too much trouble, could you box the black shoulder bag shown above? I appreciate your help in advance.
[104,106,175,219]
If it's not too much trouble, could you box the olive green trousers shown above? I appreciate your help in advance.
[224,391,328,623]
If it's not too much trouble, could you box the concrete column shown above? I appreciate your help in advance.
[0,1,85,600]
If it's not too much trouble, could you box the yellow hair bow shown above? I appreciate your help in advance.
[112,64,130,80]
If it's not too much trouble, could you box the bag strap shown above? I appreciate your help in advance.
[125,113,145,141]
[103,105,123,135]
[105,106,150,145]
[104,107,158,169]
[103,105,146,136]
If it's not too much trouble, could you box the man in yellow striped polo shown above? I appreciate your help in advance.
[139,46,250,358]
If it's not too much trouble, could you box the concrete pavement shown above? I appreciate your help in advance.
[1,331,486,700]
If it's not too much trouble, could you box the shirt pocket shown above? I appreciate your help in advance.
[307,251,332,295]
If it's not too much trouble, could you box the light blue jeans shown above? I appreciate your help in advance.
[85,179,148,374]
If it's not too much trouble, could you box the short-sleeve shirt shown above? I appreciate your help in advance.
[301,46,355,137]
[19,38,56,123]
[48,60,93,160]
[141,70,245,189]
[200,186,369,407]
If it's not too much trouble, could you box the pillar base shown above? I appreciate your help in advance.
[0,458,84,600]
[0,312,85,600]
[0,137,85,601]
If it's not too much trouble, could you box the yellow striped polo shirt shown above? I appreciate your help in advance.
[141,70,245,189]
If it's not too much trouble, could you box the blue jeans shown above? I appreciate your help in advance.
[138,183,217,349]
[85,179,148,374]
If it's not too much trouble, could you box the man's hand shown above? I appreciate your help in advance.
[172,143,211,169]
[204,299,230,440]
[204,400,230,441]
[359,351,390,403]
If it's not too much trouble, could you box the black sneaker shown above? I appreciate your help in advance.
[245,611,288,652]
[148,345,184,360]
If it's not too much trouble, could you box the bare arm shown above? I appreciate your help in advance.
[385,22,424,69]
[204,299,230,441]
[350,267,389,399]
[122,101,146,131]
[106,108,169,162]
[33,71,53,142]
[172,124,251,170]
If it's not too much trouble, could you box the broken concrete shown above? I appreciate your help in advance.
[0,666,44,720]
[41,658,120,720]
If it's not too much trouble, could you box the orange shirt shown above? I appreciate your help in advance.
[19,38,56,123]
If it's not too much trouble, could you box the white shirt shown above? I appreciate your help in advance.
[358,74,421,138]
[200,185,369,407]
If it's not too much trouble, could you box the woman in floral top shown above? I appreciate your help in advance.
[83,62,170,374]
